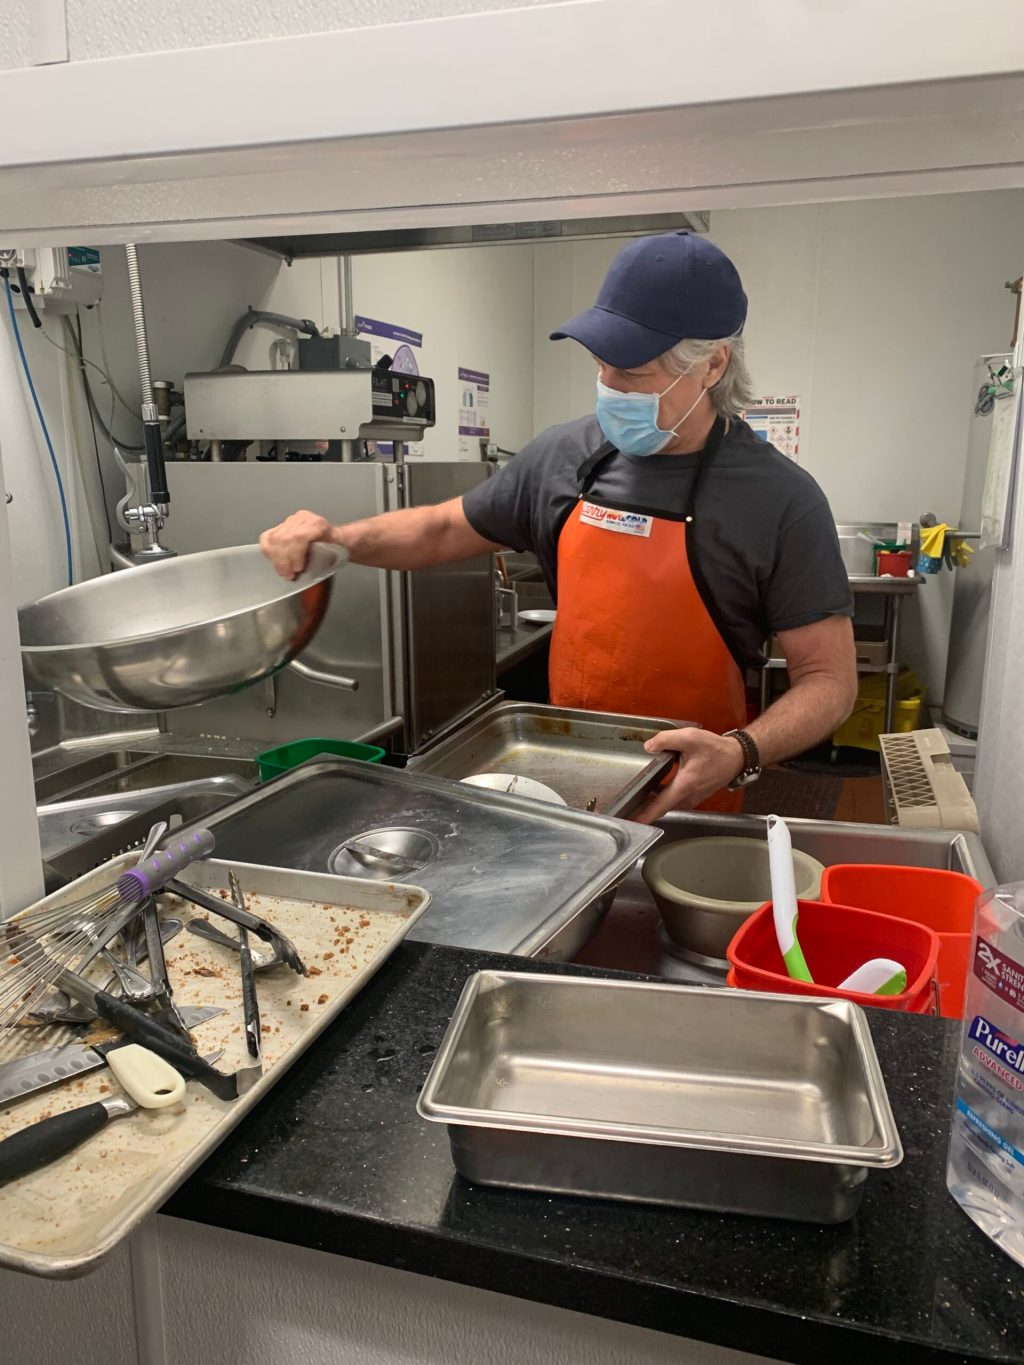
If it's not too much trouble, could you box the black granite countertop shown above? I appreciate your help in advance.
[164,944,1024,1365]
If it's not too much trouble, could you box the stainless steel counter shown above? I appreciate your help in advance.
[848,575,923,595]
[762,573,923,731]
[496,621,554,673]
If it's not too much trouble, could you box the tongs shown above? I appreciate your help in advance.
[230,872,263,1066]
[165,878,308,976]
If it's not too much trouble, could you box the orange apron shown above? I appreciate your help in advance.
[549,417,747,813]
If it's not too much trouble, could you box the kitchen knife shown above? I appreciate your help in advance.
[0,1051,223,1186]
[0,1005,225,1109]
[16,930,242,1102]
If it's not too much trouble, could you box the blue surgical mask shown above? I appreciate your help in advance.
[595,373,706,456]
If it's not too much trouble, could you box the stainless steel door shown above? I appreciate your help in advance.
[397,463,496,750]
[942,358,1007,739]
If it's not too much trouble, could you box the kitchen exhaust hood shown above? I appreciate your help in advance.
[240,210,709,260]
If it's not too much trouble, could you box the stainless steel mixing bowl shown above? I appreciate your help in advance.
[19,543,345,713]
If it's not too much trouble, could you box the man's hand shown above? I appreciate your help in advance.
[635,729,744,824]
[260,510,337,580]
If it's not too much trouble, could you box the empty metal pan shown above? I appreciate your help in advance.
[419,971,903,1223]
[19,544,347,713]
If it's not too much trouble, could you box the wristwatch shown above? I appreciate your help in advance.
[723,728,762,790]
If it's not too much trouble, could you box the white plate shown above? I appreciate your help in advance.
[519,609,556,624]
[461,772,567,805]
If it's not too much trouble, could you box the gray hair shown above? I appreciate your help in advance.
[660,333,755,419]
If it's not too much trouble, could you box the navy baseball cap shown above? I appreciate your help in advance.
[550,232,747,368]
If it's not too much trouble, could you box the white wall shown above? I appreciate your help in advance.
[533,190,1024,696]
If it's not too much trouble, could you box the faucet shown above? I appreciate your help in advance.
[113,447,177,564]
[495,569,518,633]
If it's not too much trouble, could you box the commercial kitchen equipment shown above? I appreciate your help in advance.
[163,341,489,750]
[160,461,495,752]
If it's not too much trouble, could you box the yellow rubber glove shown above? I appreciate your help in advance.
[950,537,974,568]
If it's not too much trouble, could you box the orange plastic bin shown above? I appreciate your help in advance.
[726,899,940,1013]
[819,865,981,1019]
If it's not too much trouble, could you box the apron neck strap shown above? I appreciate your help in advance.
[683,415,726,520]
[576,442,618,496]
[576,416,727,517]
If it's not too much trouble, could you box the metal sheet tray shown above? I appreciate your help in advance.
[418,971,902,1224]
[408,702,683,817]
[0,855,430,1278]
[184,759,659,960]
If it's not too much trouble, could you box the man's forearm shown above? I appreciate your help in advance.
[745,675,853,768]
[333,502,496,571]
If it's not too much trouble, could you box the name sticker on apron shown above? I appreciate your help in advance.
[579,502,653,538]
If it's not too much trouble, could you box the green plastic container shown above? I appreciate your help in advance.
[256,737,386,782]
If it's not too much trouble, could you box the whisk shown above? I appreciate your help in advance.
[0,829,216,1031]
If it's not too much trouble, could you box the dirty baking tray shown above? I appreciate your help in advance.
[186,759,659,960]
[418,971,902,1224]
[0,855,429,1278]
[409,702,683,816]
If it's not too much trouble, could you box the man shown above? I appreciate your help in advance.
[261,232,857,820]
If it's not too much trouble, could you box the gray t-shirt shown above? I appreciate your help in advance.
[463,415,853,668]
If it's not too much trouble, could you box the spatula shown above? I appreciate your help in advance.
[766,814,814,983]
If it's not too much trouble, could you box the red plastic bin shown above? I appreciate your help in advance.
[726,899,940,1013]
[819,865,981,1020]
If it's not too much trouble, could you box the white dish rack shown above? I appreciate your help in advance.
[878,728,979,832]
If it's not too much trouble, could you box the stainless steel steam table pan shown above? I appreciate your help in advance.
[409,702,684,816]
[418,971,902,1223]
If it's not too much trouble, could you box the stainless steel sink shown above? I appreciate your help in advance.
[38,775,255,867]
[835,522,897,577]
[648,811,993,880]
[34,749,154,803]
[613,809,994,928]
[35,751,257,804]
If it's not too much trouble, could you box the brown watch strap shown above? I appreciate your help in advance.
[724,728,761,788]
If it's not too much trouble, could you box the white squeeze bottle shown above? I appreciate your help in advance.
[947,881,1024,1267]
